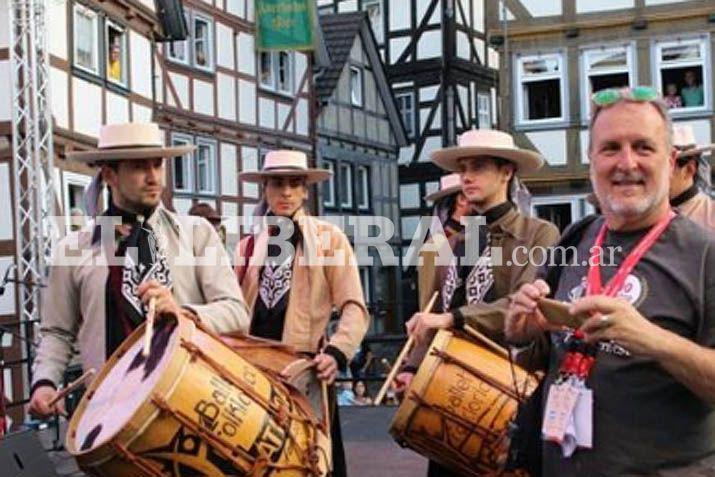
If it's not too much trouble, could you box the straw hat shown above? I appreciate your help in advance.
[425,173,462,202]
[66,123,195,163]
[673,124,715,159]
[239,150,332,184]
[430,129,544,173]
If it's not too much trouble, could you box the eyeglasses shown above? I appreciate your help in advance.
[591,86,661,107]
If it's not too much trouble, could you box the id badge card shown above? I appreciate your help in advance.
[542,382,580,443]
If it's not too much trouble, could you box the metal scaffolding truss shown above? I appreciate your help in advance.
[8,0,56,403]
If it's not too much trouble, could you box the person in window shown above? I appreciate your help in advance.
[663,83,682,109]
[234,150,369,477]
[108,42,121,82]
[669,124,715,231]
[681,70,704,107]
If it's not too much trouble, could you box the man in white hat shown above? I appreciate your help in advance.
[400,130,559,476]
[669,124,715,230]
[393,173,472,391]
[234,150,369,477]
[29,122,249,417]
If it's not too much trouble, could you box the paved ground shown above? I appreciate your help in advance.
[13,406,426,476]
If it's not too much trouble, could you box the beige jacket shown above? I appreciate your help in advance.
[33,204,250,388]
[235,208,369,362]
[678,191,715,232]
[406,207,560,370]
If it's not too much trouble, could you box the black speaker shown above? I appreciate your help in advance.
[154,0,189,42]
[0,429,60,477]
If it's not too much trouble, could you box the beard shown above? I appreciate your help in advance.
[594,170,669,219]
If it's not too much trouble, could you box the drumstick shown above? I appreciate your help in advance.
[48,368,96,408]
[463,324,510,360]
[321,380,330,434]
[142,297,156,358]
[373,291,439,406]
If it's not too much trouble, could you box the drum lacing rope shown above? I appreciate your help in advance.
[179,339,323,474]
[111,441,167,477]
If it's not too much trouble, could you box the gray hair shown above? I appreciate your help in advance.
[588,98,674,154]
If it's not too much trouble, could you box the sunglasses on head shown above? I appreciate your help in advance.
[591,86,662,107]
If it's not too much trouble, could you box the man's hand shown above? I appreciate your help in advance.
[506,279,554,342]
[573,295,670,357]
[313,353,338,384]
[392,372,414,397]
[137,280,181,317]
[406,312,453,344]
[29,385,66,419]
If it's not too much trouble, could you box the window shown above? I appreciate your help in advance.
[655,38,709,111]
[322,160,336,207]
[516,53,565,124]
[106,21,128,86]
[339,163,353,208]
[196,140,217,193]
[171,134,217,195]
[172,135,193,192]
[259,51,294,94]
[277,52,292,93]
[193,14,213,71]
[350,66,363,106]
[582,45,634,118]
[531,196,583,233]
[62,172,92,233]
[167,11,213,71]
[168,14,189,64]
[73,5,99,74]
[356,165,370,210]
[395,92,415,138]
[363,0,382,43]
[477,92,491,129]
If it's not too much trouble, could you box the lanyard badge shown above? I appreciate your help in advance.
[543,211,676,456]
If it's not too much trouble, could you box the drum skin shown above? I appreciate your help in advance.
[390,330,539,477]
[66,316,330,477]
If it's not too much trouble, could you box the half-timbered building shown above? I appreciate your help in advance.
[488,0,715,230]
[316,12,408,333]
[317,0,500,316]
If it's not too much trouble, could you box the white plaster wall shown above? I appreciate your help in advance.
[338,0,357,12]
[259,97,275,129]
[217,23,235,70]
[0,256,15,316]
[297,99,308,136]
[47,0,67,60]
[419,136,442,163]
[106,91,129,124]
[241,146,259,199]
[417,31,441,60]
[173,198,193,215]
[390,37,411,64]
[217,73,237,121]
[0,62,11,121]
[193,79,214,116]
[457,31,470,60]
[526,130,567,166]
[169,72,190,109]
[521,0,562,16]
[472,0,485,32]
[237,33,256,77]
[226,0,245,18]
[72,77,102,137]
[577,0,634,14]
[132,103,153,123]
[389,0,410,30]
[0,164,13,240]
[277,103,291,131]
[239,79,256,125]
[221,143,238,196]
[130,32,152,99]
[399,145,415,165]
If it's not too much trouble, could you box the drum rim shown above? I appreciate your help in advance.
[65,316,191,460]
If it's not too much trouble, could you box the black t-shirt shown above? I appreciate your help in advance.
[542,214,715,476]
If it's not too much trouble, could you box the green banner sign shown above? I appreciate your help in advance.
[256,0,315,51]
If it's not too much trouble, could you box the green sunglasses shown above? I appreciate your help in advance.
[591,86,661,106]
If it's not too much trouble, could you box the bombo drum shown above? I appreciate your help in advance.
[390,329,539,476]
[66,315,331,476]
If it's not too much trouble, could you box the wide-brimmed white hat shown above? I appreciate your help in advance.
[425,173,462,202]
[673,124,715,159]
[239,150,332,184]
[430,129,544,173]
[67,123,195,163]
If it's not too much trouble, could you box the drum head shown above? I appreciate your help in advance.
[71,320,179,453]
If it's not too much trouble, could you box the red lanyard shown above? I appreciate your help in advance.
[586,210,676,297]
